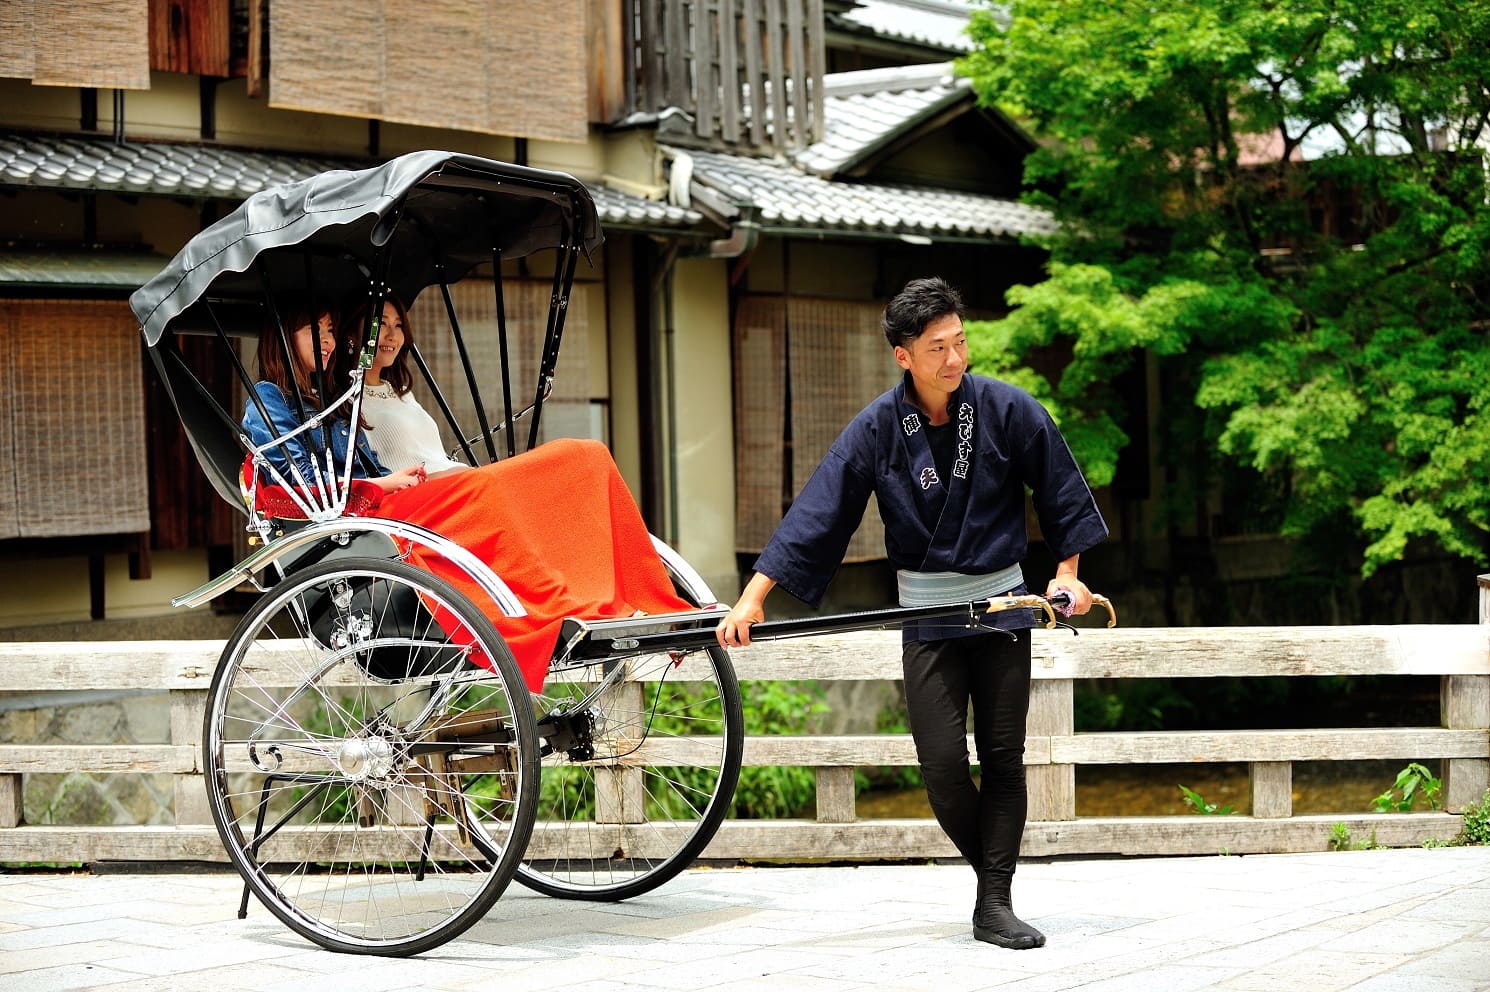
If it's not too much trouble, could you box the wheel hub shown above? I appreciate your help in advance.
[337,735,396,781]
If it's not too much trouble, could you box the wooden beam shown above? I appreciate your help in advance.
[741,734,1041,767]
[0,775,20,829]
[1051,728,1489,765]
[1442,673,1490,811]
[729,625,1490,681]
[171,689,210,826]
[149,0,230,76]
[0,626,1479,691]
[0,745,197,774]
[245,0,264,97]
[586,0,626,124]
[718,0,740,143]
[0,812,1464,865]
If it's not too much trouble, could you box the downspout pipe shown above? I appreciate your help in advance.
[705,203,759,259]
[664,148,760,260]
[653,239,680,545]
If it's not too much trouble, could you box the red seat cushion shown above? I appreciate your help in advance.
[241,456,383,519]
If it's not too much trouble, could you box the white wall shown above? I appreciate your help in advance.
[0,550,212,628]
[667,256,737,599]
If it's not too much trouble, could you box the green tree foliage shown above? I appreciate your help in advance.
[960,0,1490,572]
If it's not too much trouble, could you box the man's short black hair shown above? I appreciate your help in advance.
[882,277,966,349]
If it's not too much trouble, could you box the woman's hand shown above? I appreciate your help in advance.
[372,465,426,493]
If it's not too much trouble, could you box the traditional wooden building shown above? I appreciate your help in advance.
[0,0,1068,629]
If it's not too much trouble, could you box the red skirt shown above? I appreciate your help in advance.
[376,438,694,690]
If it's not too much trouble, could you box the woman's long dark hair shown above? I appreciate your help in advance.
[344,294,416,396]
[256,296,335,404]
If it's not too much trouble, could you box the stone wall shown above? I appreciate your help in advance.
[2,691,174,826]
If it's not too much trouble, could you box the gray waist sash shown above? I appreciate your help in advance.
[896,563,1025,608]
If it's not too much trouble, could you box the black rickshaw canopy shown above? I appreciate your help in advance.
[132,150,604,514]
[131,150,603,344]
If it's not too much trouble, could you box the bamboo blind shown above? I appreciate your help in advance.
[732,295,786,553]
[733,295,898,560]
[0,301,150,539]
[0,1,36,81]
[1,0,151,89]
[269,0,588,142]
[406,279,592,460]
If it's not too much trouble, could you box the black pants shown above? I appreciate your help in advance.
[901,629,1031,879]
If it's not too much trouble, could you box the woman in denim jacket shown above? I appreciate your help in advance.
[241,297,426,496]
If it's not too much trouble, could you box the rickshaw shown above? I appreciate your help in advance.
[131,151,1115,957]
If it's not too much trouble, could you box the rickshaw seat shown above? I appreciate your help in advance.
[240,456,384,519]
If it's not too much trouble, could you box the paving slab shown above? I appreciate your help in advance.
[2,847,1489,991]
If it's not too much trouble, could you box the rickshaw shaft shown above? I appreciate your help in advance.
[599,599,1034,657]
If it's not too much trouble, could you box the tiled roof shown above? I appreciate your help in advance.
[0,133,701,230]
[796,63,968,176]
[0,249,168,290]
[833,0,977,54]
[678,147,1054,242]
[586,183,701,229]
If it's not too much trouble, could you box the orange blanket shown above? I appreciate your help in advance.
[377,438,693,691]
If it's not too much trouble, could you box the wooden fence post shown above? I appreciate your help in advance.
[0,774,20,828]
[1443,575,1490,812]
[595,675,646,824]
[1250,761,1293,818]
[171,689,211,826]
[1026,679,1075,820]
[815,767,856,823]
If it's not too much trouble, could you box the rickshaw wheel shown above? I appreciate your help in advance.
[203,556,539,956]
[517,644,743,900]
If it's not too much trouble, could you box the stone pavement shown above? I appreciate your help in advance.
[3,847,1489,992]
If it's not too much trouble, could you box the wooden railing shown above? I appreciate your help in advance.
[620,0,826,154]
[1,578,1486,865]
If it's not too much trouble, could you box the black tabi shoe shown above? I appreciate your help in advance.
[972,874,1046,949]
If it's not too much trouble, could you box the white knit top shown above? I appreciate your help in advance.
[360,381,467,473]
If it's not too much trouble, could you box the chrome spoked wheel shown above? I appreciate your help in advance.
[203,557,538,956]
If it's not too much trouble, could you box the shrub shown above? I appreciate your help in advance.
[1461,790,1490,846]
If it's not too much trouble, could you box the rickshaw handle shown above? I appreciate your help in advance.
[603,591,1117,656]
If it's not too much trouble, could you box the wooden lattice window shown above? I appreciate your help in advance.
[628,0,825,154]
[0,300,149,539]
[733,294,898,561]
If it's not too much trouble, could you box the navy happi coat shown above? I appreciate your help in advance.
[754,373,1108,640]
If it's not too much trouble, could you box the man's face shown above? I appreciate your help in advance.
[894,313,967,406]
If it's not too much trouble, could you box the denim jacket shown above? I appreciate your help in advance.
[242,381,387,487]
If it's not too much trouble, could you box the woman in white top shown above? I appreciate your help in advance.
[346,295,469,477]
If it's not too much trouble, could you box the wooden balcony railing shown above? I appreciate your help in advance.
[0,578,1487,864]
[604,0,825,155]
